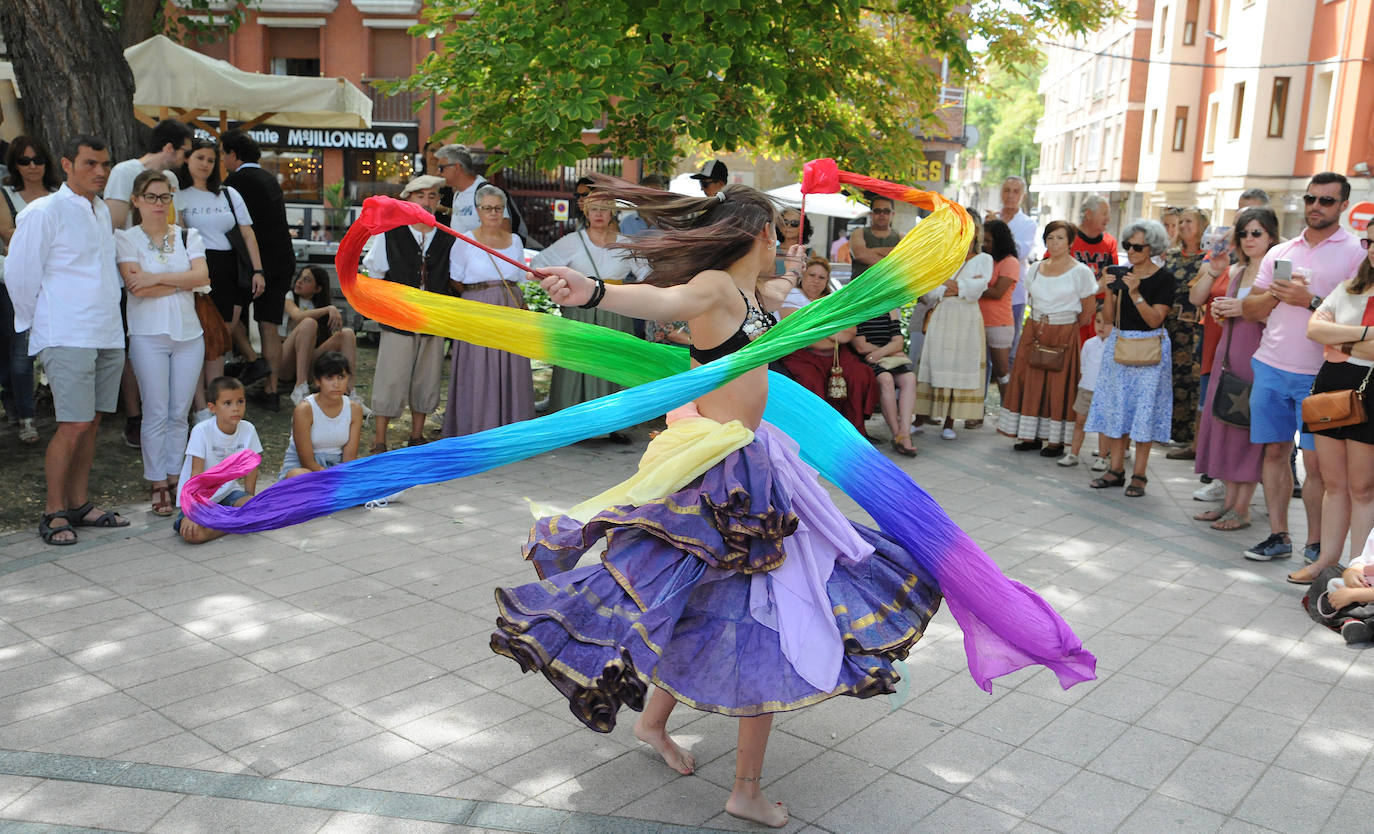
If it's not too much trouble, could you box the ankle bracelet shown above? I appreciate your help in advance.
[734,774,760,782]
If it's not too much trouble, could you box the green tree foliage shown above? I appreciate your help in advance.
[408,0,1118,175]
[99,0,254,47]
[967,54,1047,186]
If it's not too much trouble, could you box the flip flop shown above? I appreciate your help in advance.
[1210,510,1251,531]
[892,436,918,457]
[1193,509,1225,522]
[1287,568,1322,586]
[64,501,129,528]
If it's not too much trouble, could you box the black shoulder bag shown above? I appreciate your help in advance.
[222,187,256,290]
[1210,267,1252,428]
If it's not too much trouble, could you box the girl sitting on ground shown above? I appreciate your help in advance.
[279,265,359,406]
[279,351,362,479]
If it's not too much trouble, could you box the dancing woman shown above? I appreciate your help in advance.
[492,179,943,827]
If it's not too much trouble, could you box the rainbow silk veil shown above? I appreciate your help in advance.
[184,159,1096,692]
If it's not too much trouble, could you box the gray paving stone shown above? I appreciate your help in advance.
[1088,725,1194,789]
[1117,793,1227,834]
[958,747,1079,818]
[1159,747,1268,814]
[148,793,335,833]
[1232,765,1345,834]
[1202,706,1303,763]
[814,772,946,833]
[895,726,1013,793]
[916,795,1020,832]
[0,780,182,830]
[1027,769,1147,833]
[1074,671,1171,723]
[1022,706,1129,766]
[1137,688,1236,743]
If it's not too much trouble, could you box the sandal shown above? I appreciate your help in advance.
[1287,567,1322,586]
[406,434,428,447]
[1090,469,1126,489]
[1193,508,1225,522]
[1124,474,1148,497]
[963,419,983,429]
[370,442,388,455]
[1210,509,1251,531]
[892,435,918,457]
[64,501,129,528]
[150,485,174,517]
[38,512,78,546]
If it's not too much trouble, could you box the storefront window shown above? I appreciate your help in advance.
[259,150,323,203]
[346,150,417,201]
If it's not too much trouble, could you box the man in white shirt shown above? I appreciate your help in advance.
[6,135,130,544]
[103,119,193,230]
[435,144,519,237]
[360,175,454,453]
[993,176,1036,357]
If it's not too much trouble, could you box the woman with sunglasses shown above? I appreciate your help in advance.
[114,171,210,516]
[0,136,59,444]
[1190,208,1278,532]
[1084,219,1175,496]
[175,138,265,419]
[774,207,814,265]
[1161,207,1209,459]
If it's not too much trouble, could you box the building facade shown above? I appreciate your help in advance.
[1036,0,1374,237]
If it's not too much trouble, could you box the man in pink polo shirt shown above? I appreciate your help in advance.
[1240,172,1367,565]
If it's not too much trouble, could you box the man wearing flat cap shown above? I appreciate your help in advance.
[690,160,728,197]
[360,175,453,452]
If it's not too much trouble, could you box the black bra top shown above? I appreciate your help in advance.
[689,289,776,365]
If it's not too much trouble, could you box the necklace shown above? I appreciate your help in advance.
[145,228,174,264]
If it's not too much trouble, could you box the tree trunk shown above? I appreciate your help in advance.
[0,0,141,160]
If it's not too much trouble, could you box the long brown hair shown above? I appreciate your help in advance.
[1230,207,1279,266]
[587,173,779,287]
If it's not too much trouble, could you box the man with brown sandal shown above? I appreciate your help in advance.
[6,135,130,545]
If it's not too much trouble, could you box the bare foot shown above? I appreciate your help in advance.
[725,792,789,828]
[633,716,695,774]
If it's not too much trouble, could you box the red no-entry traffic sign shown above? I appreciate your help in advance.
[1350,201,1374,231]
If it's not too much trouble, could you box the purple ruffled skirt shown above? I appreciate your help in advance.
[490,424,943,732]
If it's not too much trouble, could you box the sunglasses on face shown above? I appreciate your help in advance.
[1303,194,1339,207]
[871,208,893,215]
[139,192,174,205]
[1124,242,1149,252]
[575,192,591,199]
[1241,228,1267,239]
[13,156,43,167]
[782,219,800,227]
[1362,238,1373,250]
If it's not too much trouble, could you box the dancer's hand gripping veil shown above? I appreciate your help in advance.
[184,158,1096,692]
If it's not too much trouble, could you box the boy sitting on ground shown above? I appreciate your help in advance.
[174,377,261,544]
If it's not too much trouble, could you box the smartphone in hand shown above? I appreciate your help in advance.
[1272,259,1293,285]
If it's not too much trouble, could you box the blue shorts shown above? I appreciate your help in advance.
[173,489,250,532]
[1249,358,1315,450]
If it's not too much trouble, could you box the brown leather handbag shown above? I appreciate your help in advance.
[1113,290,1163,366]
[1303,365,1373,430]
[1028,318,1067,372]
[194,293,232,358]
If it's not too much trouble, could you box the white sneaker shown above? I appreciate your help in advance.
[911,424,925,436]
[290,382,310,405]
[1057,452,1079,467]
[1090,456,1109,472]
[941,427,957,441]
[349,391,373,418]
[192,407,212,425]
[1192,480,1226,502]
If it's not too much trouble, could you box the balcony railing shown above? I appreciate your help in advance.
[938,86,966,107]
[364,79,426,123]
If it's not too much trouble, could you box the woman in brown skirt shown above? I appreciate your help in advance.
[996,221,1098,456]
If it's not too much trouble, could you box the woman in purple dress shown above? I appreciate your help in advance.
[1192,207,1276,530]
[490,178,941,828]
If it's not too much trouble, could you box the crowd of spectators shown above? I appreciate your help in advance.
[5,131,1374,646]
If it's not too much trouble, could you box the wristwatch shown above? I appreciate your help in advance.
[1308,294,1323,311]
[252,269,264,274]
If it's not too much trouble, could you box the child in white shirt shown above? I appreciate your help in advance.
[1061,308,1108,468]
[175,376,261,544]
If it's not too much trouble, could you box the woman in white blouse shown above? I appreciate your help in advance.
[533,192,639,430]
[115,171,210,517]
[914,211,991,440]
[441,184,534,437]
[996,220,1097,455]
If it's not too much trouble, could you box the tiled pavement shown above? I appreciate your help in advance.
[0,422,1369,833]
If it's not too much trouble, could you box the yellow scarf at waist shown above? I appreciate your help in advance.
[558,417,754,523]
